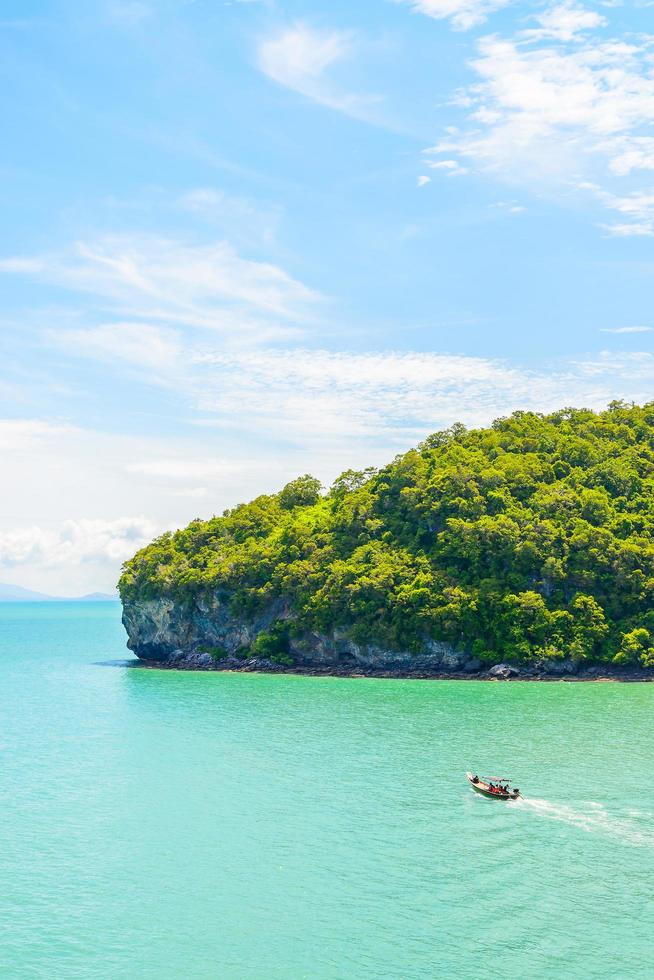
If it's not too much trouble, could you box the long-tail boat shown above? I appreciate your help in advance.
[466,772,521,800]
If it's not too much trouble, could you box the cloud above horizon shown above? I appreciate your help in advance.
[44,329,654,448]
[0,516,160,571]
[2,338,653,593]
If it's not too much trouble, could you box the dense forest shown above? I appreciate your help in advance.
[119,402,654,667]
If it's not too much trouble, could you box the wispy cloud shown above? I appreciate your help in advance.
[176,188,282,246]
[598,190,654,237]
[45,315,654,449]
[423,5,654,231]
[152,346,654,447]
[257,23,381,121]
[490,200,525,214]
[427,158,469,176]
[398,0,512,31]
[0,234,321,341]
[600,325,652,334]
[50,322,183,375]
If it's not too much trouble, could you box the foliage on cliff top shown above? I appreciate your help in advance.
[119,402,654,666]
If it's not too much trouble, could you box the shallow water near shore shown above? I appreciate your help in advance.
[2,602,654,978]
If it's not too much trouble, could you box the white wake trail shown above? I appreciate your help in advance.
[512,797,654,848]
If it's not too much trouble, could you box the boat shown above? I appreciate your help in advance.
[466,772,521,800]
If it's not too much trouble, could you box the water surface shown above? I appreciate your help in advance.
[1,602,653,978]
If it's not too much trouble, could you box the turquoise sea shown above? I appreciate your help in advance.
[2,602,654,978]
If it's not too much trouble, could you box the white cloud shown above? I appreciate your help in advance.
[51,322,182,373]
[127,458,246,480]
[593,188,654,236]
[606,138,654,177]
[257,24,380,120]
[456,35,654,162]
[0,419,77,451]
[39,315,654,453]
[417,175,431,186]
[0,234,320,339]
[600,325,653,333]
[0,517,160,569]
[191,347,654,446]
[602,221,654,237]
[399,0,511,30]
[491,200,525,213]
[2,343,654,593]
[428,158,469,175]
[424,12,654,230]
[180,188,247,213]
[526,3,606,42]
[0,418,277,593]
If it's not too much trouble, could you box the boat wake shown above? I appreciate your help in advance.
[512,797,654,848]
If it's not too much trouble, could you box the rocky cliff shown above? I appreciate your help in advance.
[122,594,481,675]
[122,596,654,679]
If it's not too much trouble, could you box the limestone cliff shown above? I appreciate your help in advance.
[122,594,481,674]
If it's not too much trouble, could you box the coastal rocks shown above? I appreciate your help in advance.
[121,594,474,675]
[488,663,520,679]
[287,632,471,673]
[543,658,577,676]
[122,595,292,662]
[126,595,610,680]
[122,599,654,680]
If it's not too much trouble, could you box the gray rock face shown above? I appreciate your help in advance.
[121,594,472,673]
[488,663,520,679]
[543,658,577,675]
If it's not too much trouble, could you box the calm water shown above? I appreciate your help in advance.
[1,602,654,978]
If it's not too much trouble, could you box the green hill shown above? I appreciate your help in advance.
[119,402,654,668]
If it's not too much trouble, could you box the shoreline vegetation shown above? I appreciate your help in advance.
[120,403,654,675]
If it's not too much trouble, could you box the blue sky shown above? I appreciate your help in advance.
[2,0,654,593]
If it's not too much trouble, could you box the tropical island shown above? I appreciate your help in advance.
[119,402,654,679]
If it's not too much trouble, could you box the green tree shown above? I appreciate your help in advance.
[278,475,323,510]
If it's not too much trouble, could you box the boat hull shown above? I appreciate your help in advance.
[466,772,518,800]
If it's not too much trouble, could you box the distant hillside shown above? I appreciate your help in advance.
[120,403,654,670]
[75,592,119,602]
[0,583,118,602]
[0,584,53,602]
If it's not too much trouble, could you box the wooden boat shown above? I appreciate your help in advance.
[466,772,521,800]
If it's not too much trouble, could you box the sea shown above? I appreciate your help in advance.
[1,601,653,979]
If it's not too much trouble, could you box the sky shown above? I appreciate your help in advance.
[1,0,654,594]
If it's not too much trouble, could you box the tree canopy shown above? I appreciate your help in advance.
[119,402,654,667]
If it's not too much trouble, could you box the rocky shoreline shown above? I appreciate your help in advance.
[127,653,654,682]
[120,597,654,682]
